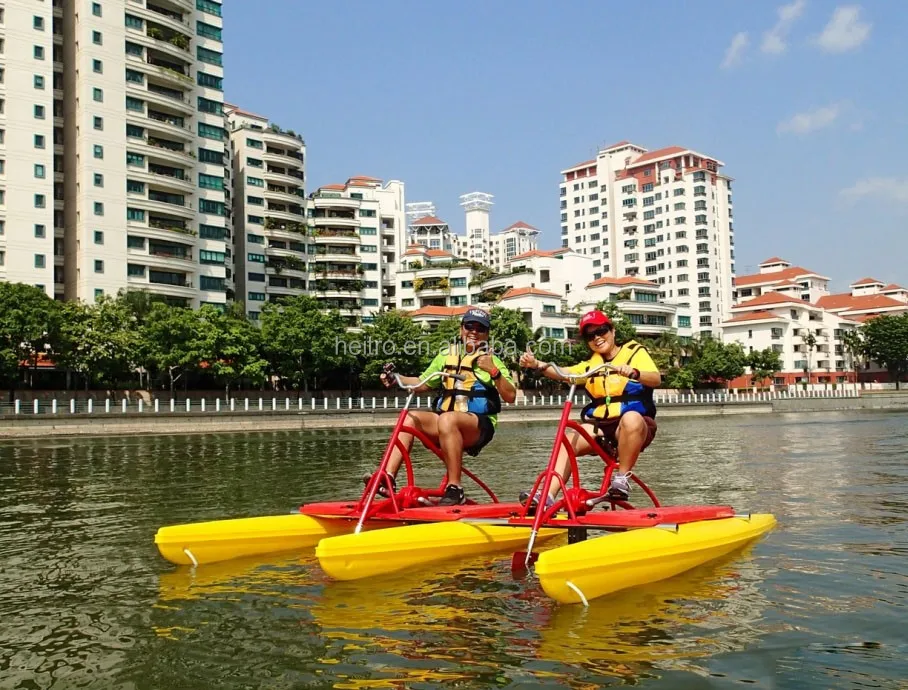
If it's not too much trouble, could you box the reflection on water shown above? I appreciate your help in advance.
[1,411,907,687]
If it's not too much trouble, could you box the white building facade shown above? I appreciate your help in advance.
[1,0,230,307]
[560,141,735,338]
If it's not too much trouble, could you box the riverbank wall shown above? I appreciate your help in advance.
[1,391,906,440]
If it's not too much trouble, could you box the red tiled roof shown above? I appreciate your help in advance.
[586,276,659,288]
[499,287,562,300]
[503,221,539,232]
[881,283,906,292]
[627,146,687,167]
[723,310,786,324]
[849,277,884,287]
[601,140,633,151]
[407,305,473,318]
[410,215,447,226]
[319,184,345,191]
[815,293,906,311]
[775,280,802,288]
[732,291,809,309]
[348,175,380,181]
[563,159,596,172]
[733,266,824,287]
[425,249,454,257]
[760,256,788,265]
[509,249,561,262]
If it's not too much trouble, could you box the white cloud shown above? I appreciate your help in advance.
[776,103,842,135]
[721,32,750,69]
[840,178,908,204]
[761,0,807,54]
[814,5,872,52]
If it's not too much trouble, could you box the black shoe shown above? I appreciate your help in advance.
[438,484,465,506]
[362,471,396,497]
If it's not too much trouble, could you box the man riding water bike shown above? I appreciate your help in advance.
[518,309,661,510]
[370,308,517,506]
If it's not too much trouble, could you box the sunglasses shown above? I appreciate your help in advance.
[462,322,489,333]
[583,325,612,340]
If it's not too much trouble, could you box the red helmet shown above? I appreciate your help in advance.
[578,310,613,334]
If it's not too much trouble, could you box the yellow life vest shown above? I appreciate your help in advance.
[579,340,655,421]
[435,345,502,415]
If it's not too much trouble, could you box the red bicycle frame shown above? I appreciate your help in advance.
[355,372,499,533]
[519,364,660,558]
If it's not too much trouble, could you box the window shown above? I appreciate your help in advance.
[33,45,45,60]
[125,96,144,111]
[125,41,143,56]
[200,250,225,264]
[196,21,222,41]
[126,208,144,221]
[199,224,226,239]
[34,194,46,208]
[197,0,222,17]
[93,116,103,130]
[93,145,103,159]
[126,152,144,166]
[35,254,46,268]
[34,224,46,238]
[33,104,45,119]
[246,176,264,187]
[34,74,45,89]
[246,233,264,244]
[93,88,103,102]
[247,253,265,263]
[197,46,222,65]
[92,59,102,73]
[247,215,264,225]
[198,199,225,215]
[92,30,102,45]
[94,289,104,300]
[126,124,143,138]
[246,138,263,149]
[92,3,102,17]
[196,72,223,90]
[34,16,45,30]
[34,164,45,178]
[198,148,223,164]
[126,180,144,193]
[125,68,143,83]
[94,231,104,244]
[94,260,104,273]
[94,173,104,187]
[197,123,224,140]
[197,97,222,114]
[94,202,104,216]
[247,292,266,302]
[125,14,142,29]
[198,173,224,189]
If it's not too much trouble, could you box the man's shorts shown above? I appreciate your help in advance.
[466,414,495,457]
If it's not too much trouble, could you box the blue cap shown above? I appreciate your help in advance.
[462,307,491,329]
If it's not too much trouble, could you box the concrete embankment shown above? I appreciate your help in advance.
[0,392,906,440]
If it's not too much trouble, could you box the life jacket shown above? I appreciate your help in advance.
[578,340,656,422]
[433,344,502,416]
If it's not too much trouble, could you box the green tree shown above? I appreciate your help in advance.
[801,331,817,386]
[422,318,462,367]
[140,303,206,394]
[686,335,747,388]
[489,306,533,372]
[746,347,783,389]
[594,300,637,344]
[197,305,269,397]
[842,328,864,388]
[860,313,908,390]
[259,295,350,392]
[55,295,140,389]
[357,309,427,386]
[0,282,61,389]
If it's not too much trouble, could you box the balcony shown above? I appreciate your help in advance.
[313,248,360,264]
[264,205,305,224]
[312,230,359,246]
[263,168,304,187]
[264,185,304,206]
[138,82,194,115]
[129,163,195,193]
[136,136,195,166]
[310,193,358,209]
[261,126,305,147]
[130,192,194,220]
[311,212,357,228]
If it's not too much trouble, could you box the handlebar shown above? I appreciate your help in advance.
[390,370,465,391]
[547,362,617,384]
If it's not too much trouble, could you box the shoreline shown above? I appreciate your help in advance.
[1,392,906,440]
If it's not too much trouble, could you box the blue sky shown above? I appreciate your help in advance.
[223,1,906,293]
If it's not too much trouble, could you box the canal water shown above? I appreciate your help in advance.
[1,411,906,688]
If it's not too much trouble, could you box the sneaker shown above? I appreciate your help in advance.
[438,484,466,506]
[607,472,632,500]
[519,489,556,515]
[362,471,396,497]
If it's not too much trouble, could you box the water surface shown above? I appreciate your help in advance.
[1,411,906,688]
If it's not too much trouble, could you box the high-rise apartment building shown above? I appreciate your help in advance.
[226,104,307,318]
[560,141,735,336]
[0,1,59,296]
[0,0,229,306]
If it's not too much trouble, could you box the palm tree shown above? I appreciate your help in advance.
[802,331,817,389]
[842,329,864,394]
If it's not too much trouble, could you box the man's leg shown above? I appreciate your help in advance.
[383,410,440,477]
[435,411,482,487]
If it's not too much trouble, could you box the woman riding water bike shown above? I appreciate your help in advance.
[368,308,517,506]
[518,309,662,510]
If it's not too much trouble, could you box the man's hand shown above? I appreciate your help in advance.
[475,353,497,374]
[379,372,395,388]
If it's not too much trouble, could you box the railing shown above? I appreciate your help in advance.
[0,387,865,417]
